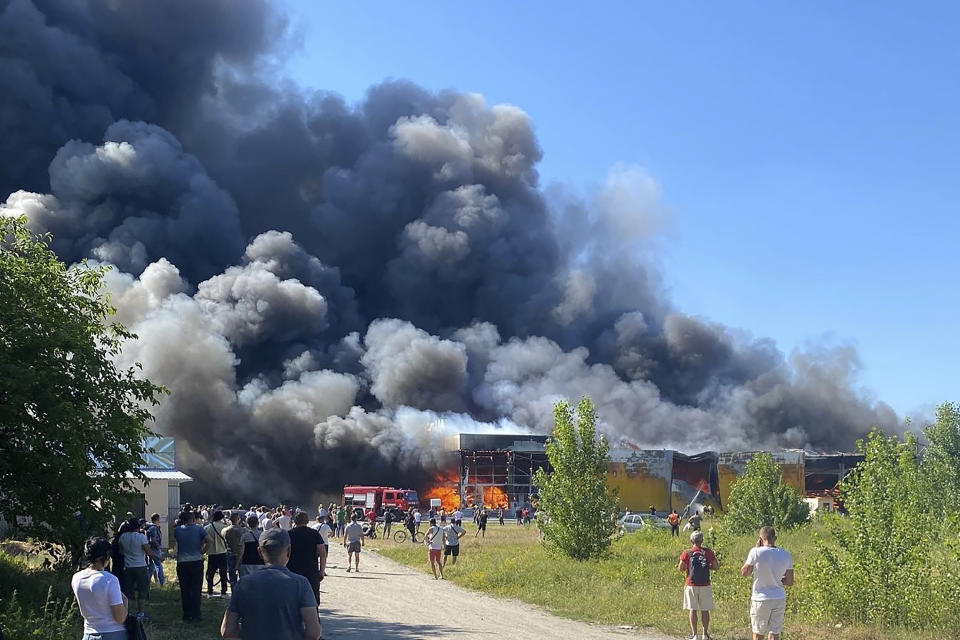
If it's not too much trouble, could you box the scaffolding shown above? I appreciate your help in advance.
[453,434,550,509]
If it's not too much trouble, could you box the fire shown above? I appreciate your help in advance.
[422,470,511,511]
[424,470,461,512]
[483,486,509,509]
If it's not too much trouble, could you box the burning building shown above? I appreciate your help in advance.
[429,433,863,514]
[608,448,721,512]
[424,434,549,511]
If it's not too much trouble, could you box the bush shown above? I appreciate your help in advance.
[807,430,960,629]
[0,551,78,640]
[723,452,809,534]
[534,397,621,560]
[0,590,78,640]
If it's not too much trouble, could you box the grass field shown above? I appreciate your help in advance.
[0,551,228,640]
[376,519,919,640]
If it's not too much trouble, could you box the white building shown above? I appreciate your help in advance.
[125,437,192,548]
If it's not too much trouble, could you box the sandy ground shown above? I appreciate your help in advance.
[316,541,672,640]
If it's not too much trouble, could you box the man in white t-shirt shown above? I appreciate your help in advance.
[424,517,445,579]
[741,526,794,640]
[118,517,158,620]
[452,509,463,526]
[278,510,293,530]
[414,510,422,532]
[343,515,365,573]
[441,517,466,568]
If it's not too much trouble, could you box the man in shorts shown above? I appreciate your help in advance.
[678,530,719,640]
[424,517,445,579]
[441,516,466,568]
[343,515,365,573]
[741,526,794,640]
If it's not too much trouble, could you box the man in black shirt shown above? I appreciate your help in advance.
[475,510,488,538]
[286,512,323,602]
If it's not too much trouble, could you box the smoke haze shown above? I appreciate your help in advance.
[0,0,898,503]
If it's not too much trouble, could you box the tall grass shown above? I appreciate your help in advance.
[0,552,228,640]
[0,551,79,640]
[377,520,932,640]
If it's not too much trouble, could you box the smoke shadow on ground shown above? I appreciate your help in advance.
[317,609,468,638]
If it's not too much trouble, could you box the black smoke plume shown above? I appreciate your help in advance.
[0,0,897,504]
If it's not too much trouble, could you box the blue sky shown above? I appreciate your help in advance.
[278,1,958,418]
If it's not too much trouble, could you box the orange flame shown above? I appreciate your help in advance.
[424,469,461,512]
[483,486,509,509]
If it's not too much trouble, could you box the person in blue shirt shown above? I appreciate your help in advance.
[173,510,210,622]
[221,528,322,640]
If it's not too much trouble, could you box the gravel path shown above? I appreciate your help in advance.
[316,541,672,639]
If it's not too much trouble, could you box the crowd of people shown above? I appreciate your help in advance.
[69,502,794,640]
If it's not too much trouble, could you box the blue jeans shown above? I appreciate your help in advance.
[150,553,165,585]
[226,552,238,587]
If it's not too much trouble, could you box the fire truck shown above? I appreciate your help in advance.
[342,485,420,516]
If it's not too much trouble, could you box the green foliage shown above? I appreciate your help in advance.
[0,216,164,564]
[534,397,620,560]
[0,551,79,640]
[807,429,960,629]
[923,402,960,517]
[724,452,810,534]
[0,589,78,640]
[380,517,939,640]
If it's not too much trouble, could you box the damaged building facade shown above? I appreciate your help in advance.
[428,433,863,513]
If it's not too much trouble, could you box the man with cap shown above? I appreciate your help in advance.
[221,528,322,640]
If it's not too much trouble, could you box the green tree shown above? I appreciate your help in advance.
[533,397,620,560]
[807,430,959,628]
[0,216,163,565]
[923,402,960,517]
[723,452,809,534]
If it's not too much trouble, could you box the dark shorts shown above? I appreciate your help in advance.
[123,565,151,600]
[443,544,460,557]
[347,541,362,553]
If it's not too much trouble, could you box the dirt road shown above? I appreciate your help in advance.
[316,541,672,639]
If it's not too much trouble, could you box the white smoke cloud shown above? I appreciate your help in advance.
[362,319,469,412]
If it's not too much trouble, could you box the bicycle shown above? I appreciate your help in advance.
[392,529,421,543]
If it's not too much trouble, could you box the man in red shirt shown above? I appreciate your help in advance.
[678,530,719,640]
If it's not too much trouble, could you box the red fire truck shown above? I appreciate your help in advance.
[342,485,420,516]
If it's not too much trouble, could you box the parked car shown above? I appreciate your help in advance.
[619,513,670,533]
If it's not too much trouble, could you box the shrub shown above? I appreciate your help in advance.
[723,452,809,534]
[807,430,960,629]
[0,552,78,640]
[534,397,620,560]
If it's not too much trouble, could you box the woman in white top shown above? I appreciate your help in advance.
[71,538,129,640]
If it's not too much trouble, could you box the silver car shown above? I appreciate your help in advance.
[619,513,670,533]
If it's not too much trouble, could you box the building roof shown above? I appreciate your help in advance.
[126,469,193,483]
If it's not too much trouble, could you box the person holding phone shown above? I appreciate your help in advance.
[741,526,795,640]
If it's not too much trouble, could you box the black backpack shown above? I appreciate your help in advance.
[688,548,711,584]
